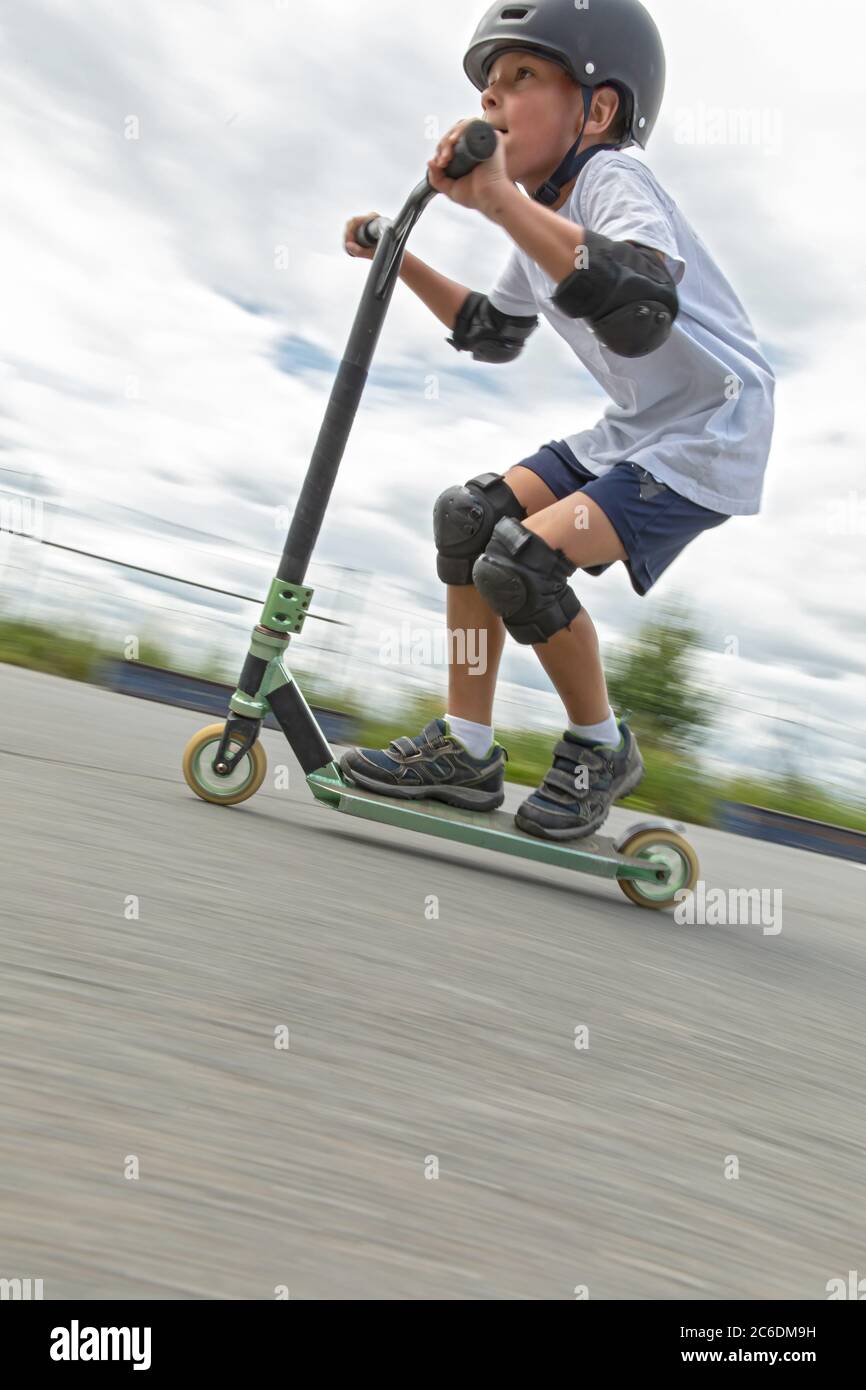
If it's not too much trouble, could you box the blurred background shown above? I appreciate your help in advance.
[3,0,866,1308]
[1,0,864,828]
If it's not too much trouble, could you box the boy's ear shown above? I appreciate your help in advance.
[595,83,622,125]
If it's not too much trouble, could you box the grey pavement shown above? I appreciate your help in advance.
[1,664,864,1299]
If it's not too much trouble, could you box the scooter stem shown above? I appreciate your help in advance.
[219,121,496,777]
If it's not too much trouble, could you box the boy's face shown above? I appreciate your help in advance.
[481,48,611,196]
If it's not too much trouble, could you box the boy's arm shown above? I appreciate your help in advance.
[399,247,539,364]
[481,184,678,357]
[398,250,474,330]
[480,186,667,279]
[482,183,593,284]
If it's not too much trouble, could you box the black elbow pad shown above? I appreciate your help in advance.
[552,231,679,358]
[447,291,539,364]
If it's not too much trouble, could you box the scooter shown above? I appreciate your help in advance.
[181,120,699,911]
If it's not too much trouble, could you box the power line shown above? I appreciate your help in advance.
[1,564,262,632]
[4,532,863,761]
[1,481,374,588]
[4,537,349,626]
[717,699,865,752]
[712,681,866,740]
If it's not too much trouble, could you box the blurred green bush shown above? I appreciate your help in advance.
[2,614,863,832]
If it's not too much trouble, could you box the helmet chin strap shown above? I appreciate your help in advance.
[531,86,626,206]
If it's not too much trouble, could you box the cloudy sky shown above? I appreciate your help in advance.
[1,0,864,788]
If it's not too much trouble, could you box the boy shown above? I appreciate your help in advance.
[341,0,775,842]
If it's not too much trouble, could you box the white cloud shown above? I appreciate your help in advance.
[0,0,863,790]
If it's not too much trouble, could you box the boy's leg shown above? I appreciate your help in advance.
[446,465,561,723]
[519,489,626,725]
[488,486,641,840]
[445,583,504,725]
[339,466,565,809]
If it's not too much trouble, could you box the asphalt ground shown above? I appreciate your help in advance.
[1,664,864,1299]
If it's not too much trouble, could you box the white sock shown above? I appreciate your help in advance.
[444,712,494,759]
[567,708,621,748]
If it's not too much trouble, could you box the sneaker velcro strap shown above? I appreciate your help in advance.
[554,739,606,769]
[421,720,448,745]
[539,781,602,820]
[390,735,422,758]
[542,767,584,798]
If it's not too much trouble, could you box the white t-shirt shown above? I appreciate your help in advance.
[487,150,776,516]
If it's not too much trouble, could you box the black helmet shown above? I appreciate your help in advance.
[463,0,666,159]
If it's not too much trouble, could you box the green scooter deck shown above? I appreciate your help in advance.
[307,770,670,886]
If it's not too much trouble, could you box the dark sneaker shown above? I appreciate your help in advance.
[514,720,645,841]
[339,717,508,812]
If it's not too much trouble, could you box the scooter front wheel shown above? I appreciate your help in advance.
[182,722,268,806]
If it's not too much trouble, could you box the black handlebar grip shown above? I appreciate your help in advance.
[356,216,386,249]
[439,119,497,181]
[355,121,498,247]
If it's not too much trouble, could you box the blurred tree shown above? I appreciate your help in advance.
[193,643,234,683]
[0,618,100,682]
[605,599,716,749]
[135,633,173,670]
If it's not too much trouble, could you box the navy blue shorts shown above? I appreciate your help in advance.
[511,440,730,596]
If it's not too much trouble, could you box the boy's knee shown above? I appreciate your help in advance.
[472,517,581,645]
[433,472,526,585]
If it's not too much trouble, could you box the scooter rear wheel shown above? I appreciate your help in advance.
[617,828,699,911]
[182,722,268,806]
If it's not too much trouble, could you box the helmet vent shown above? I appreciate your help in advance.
[500,8,531,19]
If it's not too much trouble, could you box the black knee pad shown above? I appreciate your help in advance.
[471,516,581,645]
[433,472,527,585]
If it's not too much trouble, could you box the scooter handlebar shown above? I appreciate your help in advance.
[435,118,497,182]
[355,120,496,248]
[355,216,388,250]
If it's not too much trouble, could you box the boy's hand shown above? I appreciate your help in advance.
[426,118,513,217]
[344,211,382,260]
